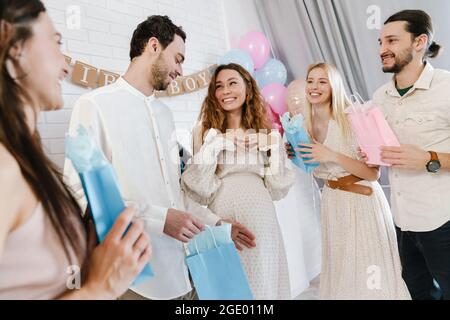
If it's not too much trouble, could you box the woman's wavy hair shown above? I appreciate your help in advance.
[198,63,272,141]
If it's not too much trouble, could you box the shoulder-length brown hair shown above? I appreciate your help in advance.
[0,0,86,263]
[198,63,272,140]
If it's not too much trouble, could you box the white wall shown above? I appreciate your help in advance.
[221,0,263,49]
[41,0,228,168]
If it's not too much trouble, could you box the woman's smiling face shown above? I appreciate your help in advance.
[215,68,247,113]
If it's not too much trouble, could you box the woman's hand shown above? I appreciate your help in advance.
[83,207,151,300]
[357,147,380,169]
[357,147,369,162]
[218,218,256,251]
[285,142,295,159]
[219,131,277,153]
[297,140,338,164]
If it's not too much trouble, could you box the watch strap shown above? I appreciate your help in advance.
[428,151,438,162]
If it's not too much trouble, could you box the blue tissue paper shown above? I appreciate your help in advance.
[280,112,320,173]
[66,125,153,285]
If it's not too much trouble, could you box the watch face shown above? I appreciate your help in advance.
[427,160,441,173]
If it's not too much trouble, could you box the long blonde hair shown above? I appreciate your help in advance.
[303,63,352,140]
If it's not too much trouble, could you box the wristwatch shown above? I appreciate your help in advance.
[426,151,441,173]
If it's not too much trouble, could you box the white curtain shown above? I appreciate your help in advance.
[255,0,450,99]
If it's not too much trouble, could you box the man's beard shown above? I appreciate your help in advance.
[382,47,414,74]
[151,54,170,91]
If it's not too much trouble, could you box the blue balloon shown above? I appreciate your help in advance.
[219,49,254,74]
[254,58,287,88]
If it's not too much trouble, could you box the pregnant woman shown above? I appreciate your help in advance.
[182,63,295,299]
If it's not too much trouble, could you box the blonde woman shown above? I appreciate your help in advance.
[287,63,410,299]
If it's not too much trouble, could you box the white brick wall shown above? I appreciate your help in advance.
[40,0,393,200]
[41,0,228,168]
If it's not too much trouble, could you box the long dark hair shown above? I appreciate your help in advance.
[385,10,443,59]
[0,0,86,263]
[199,63,272,140]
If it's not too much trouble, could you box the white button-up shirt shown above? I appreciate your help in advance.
[64,77,220,299]
[373,62,450,232]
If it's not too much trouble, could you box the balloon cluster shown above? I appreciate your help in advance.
[219,31,306,135]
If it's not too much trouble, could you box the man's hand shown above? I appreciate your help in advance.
[380,144,430,170]
[164,209,205,243]
[219,218,256,251]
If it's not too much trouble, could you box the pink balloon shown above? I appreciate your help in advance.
[265,105,283,135]
[261,83,288,115]
[238,31,270,70]
[286,79,307,116]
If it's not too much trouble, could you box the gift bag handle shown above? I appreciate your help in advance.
[192,225,219,255]
[349,93,366,114]
[205,225,219,248]
[349,93,365,105]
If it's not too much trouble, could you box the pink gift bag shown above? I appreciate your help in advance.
[345,94,400,166]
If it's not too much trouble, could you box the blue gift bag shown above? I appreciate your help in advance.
[79,166,124,242]
[280,112,320,173]
[186,226,253,300]
[66,125,153,285]
[187,223,233,255]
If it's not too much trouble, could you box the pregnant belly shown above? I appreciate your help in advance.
[209,172,277,226]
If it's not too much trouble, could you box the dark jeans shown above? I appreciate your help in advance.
[396,220,450,300]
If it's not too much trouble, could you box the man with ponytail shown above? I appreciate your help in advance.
[372,9,450,300]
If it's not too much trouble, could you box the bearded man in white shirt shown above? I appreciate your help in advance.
[369,10,450,300]
[64,15,256,300]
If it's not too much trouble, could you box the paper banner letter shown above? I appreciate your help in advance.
[167,78,184,96]
[98,70,120,87]
[195,70,209,88]
[64,55,72,66]
[182,76,199,93]
[72,61,98,89]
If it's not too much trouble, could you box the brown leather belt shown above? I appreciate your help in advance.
[325,174,373,196]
